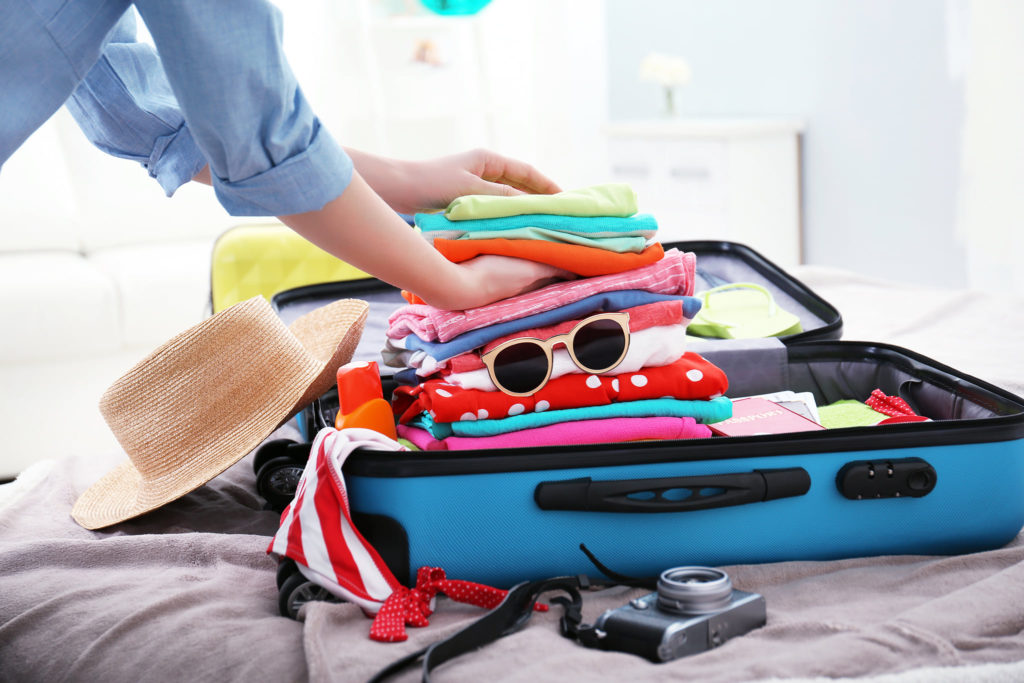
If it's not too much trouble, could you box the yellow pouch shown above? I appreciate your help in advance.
[210,223,369,312]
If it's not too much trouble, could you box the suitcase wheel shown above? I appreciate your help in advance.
[276,558,298,590]
[252,438,301,475]
[278,572,341,619]
[256,456,305,511]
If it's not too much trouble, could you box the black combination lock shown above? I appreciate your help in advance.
[835,457,936,500]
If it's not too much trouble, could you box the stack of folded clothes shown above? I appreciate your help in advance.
[383,183,733,451]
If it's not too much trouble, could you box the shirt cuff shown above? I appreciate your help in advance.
[148,124,208,196]
[211,121,354,217]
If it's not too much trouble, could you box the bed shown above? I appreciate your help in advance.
[3,264,1024,682]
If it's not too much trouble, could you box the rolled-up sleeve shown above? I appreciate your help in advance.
[65,10,207,196]
[132,0,354,216]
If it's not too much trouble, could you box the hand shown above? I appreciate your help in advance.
[346,147,562,215]
[423,255,575,311]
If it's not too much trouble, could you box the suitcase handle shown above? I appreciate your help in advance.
[533,468,810,513]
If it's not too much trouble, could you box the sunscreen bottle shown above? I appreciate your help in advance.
[334,361,397,440]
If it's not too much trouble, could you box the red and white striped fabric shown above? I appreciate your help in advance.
[267,427,404,613]
[267,427,543,642]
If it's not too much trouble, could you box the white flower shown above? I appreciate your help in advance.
[639,53,692,88]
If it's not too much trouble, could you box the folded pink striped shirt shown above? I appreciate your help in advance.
[387,248,695,343]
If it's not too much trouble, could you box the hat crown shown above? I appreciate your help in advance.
[74,296,369,529]
[99,298,319,481]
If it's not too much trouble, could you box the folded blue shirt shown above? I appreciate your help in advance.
[409,397,733,438]
[414,212,659,238]
[402,290,703,361]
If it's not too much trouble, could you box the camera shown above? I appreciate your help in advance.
[591,566,765,662]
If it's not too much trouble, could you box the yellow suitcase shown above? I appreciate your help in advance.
[210,223,369,313]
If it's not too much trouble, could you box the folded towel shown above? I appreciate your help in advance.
[410,397,734,438]
[400,290,702,362]
[421,226,649,253]
[443,183,638,221]
[432,238,665,278]
[386,248,696,343]
[393,354,729,425]
[397,416,712,451]
[414,212,658,239]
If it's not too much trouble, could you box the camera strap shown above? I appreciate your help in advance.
[368,547,659,682]
[368,576,588,683]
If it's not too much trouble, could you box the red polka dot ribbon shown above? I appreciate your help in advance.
[865,389,921,418]
[370,567,547,643]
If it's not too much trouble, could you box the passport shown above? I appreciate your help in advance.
[710,397,825,436]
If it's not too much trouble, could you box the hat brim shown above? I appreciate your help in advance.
[71,297,369,530]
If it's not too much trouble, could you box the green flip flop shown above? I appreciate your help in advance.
[687,283,803,339]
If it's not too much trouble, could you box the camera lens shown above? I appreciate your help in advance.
[656,566,733,615]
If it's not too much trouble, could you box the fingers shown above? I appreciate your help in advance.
[474,149,563,195]
[464,176,524,198]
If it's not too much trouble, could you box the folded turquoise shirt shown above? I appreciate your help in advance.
[410,397,733,438]
[444,183,638,220]
[414,212,659,239]
[421,226,649,253]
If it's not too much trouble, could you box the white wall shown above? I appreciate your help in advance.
[277,0,609,190]
[606,0,969,288]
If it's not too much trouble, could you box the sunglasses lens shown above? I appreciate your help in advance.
[573,318,627,371]
[492,342,549,394]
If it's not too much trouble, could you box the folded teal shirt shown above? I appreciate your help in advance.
[410,397,734,438]
[414,212,659,239]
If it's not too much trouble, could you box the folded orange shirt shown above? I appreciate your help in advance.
[432,238,665,277]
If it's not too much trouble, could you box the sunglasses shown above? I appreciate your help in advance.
[480,312,631,396]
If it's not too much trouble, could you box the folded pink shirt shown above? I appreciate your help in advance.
[397,416,712,451]
[387,248,696,343]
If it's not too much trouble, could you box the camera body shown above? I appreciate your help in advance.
[592,567,766,662]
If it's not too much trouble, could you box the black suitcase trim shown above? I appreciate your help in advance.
[339,341,1024,478]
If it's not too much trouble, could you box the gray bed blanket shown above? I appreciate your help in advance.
[4,266,1024,682]
[3,446,1024,683]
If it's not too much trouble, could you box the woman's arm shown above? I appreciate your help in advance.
[192,151,571,309]
[277,171,569,311]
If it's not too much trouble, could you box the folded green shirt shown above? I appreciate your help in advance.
[818,400,888,429]
[444,182,638,221]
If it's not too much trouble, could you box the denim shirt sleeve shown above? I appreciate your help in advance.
[65,10,207,196]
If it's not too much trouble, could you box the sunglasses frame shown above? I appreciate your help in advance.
[480,312,631,397]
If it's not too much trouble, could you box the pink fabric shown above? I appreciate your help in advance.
[386,248,696,343]
[397,416,712,451]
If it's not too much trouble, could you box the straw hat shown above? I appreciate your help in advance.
[72,296,369,530]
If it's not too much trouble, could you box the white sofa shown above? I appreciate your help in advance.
[0,109,238,478]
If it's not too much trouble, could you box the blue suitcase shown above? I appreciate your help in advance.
[271,241,1024,587]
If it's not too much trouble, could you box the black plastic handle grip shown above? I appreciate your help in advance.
[534,467,811,513]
